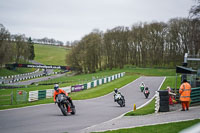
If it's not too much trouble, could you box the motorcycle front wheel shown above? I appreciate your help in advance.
[60,104,68,116]
[117,99,124,107]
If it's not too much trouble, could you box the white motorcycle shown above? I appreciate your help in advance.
[114,93,125,107]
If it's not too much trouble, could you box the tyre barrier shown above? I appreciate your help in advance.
[0,69,40,80]
[155,90,170,113]
[0,85,25,89]
[158,90,169,112]
[1,73,44,84]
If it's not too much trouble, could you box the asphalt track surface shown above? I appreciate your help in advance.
[0,76,165,133]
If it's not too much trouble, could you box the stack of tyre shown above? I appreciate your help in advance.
[158,90,169,112]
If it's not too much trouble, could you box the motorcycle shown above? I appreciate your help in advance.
[140,86,145,92]
[144,89,150,99]
[56,93,76,116]
[114,93,125,107]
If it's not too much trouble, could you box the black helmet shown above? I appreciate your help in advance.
[183,79,187,83]
[114,88,118,93]
[54,84,59,91]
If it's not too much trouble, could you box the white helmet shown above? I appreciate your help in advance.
[54,84,59,91]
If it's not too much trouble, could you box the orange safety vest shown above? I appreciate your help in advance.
[179,82,191,101]
[53,89,68,101]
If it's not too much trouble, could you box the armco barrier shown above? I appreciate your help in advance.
[87,82,91,89]
[38,90,46,100]
[46,89,54,98]
[91,82,94,88]
[28,91,38,101]
[62,86,71,93]
[191,87,200,104]
[28,72,125,102]
[83,84,87,90]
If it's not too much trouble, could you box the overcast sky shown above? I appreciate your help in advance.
[0,0,196,43]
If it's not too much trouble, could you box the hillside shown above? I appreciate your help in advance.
[0,44,69,76]
[34,44,70,66]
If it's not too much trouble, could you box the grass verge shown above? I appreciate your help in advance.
[0,68,36,77]
[93,119,200,133]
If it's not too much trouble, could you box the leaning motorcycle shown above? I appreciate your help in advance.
[56,93,76,116]
[144,89,150,99]
[114,93,125,107]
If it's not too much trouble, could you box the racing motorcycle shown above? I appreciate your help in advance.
[56,93,76,116]
[143,88,150,99]
[140,86,145,92]
[114,93,125,107]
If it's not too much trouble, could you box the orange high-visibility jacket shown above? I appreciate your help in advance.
[54,89,68,102]
[179,82,191,101]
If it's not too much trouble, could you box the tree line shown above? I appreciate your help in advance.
[67,1,200,73]
[0,24,35,67]
[66,18,200,73]
[32,37,64,46]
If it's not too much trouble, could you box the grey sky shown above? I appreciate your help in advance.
[0,0,196,43]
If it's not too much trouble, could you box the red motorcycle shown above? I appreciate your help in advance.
[144,87,150,99]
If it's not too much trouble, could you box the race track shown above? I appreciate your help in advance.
[0,76,165,133]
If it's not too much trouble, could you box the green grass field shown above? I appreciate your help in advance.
[0,44,69,76]
[0,67,36,76]
[34,44,70,66]
[93,119,200,133]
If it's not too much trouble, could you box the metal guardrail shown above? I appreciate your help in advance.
[28,72,126,102]
[191,87,200,104]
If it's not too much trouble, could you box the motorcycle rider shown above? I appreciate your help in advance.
[140,82,145,92]
[144,87,150,93]
[113,88,124,102]
[140,82,145,87]
[53,84,75,108]
[143,87,150,98]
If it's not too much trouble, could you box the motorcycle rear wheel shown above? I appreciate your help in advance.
[145,93,149,99]
[71,107,76,115]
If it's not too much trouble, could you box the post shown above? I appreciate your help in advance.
[133,104,136,111]
[184,53,188,63]
[11,91,13,105]
[175,73,177,94]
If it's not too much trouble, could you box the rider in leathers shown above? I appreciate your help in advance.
[53,84,75,108]
[113,88,124,102]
